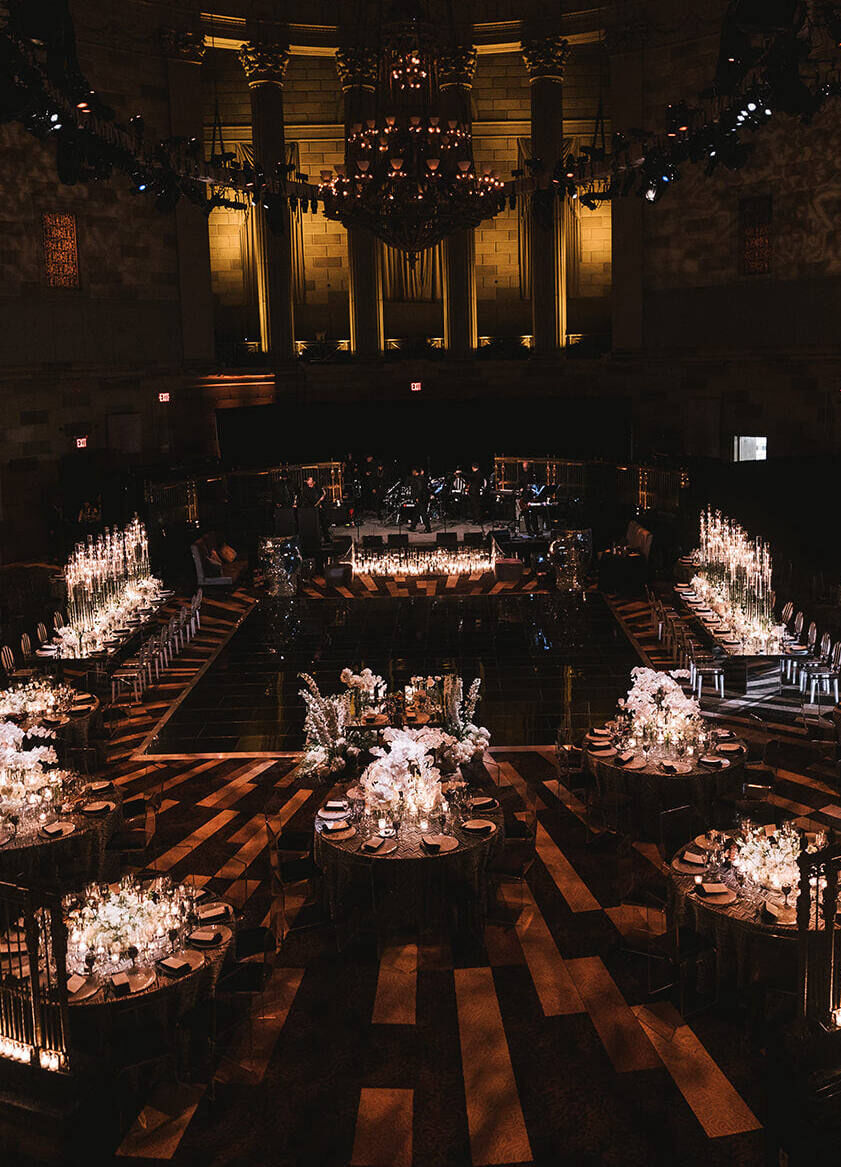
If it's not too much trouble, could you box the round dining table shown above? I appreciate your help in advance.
[313,788,504,940]
[584,730,747,840]
[0,779,124,888]
[669,841,799,988]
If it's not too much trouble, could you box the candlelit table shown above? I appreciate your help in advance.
[584,730,746,841]
[313,788,504,941]
[0,781,123,887]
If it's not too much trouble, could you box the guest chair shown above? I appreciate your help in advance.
[36,622,49,646]
[110,643,152,705]
[20,632,35,663]
[0,645,34,681]
[53,611,65,631]
[691,651,725,699]
[780,601,794,629]
[265,816,322,941]
[488,818,537,926]
[659,804,703,864]
[803,641,841,706]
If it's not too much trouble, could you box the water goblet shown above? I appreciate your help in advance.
[782,883,792,909]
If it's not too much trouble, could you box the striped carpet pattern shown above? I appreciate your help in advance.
[101,589,841,1167]
[298,571,548,599]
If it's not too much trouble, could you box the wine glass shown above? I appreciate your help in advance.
[782,883,792,909]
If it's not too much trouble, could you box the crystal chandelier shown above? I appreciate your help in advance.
[319,14,507,261]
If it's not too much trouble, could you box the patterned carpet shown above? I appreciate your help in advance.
[93,586,841,1167]
[299,571,549,599]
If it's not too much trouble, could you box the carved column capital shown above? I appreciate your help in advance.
[160,28,206,65]
[239,41,290,88]
[520,35,571,83]
[438,45,477,90]
[335,46,379,92]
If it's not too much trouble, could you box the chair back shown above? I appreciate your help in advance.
[20,633,32,657]
[819,632,832,660]
[53,611,64,630]
[794,611,804,638]
[781,600,794,626]
[807,622,818,651]
[195,587,203,609]
[833,642,841,671]
[0,646,15,675]
[36,622,48,645]
[742,783,773,801]
[659,804,697,862]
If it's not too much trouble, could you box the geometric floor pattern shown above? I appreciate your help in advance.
[103,587,841,1166]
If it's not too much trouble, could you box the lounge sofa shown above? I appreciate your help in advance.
[190,532,248,588]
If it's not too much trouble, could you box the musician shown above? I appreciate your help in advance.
[518,469,540,536]
[297,474,329,537]
[450,468,467,519]
[467,462,485,524]
[408,467,432,533]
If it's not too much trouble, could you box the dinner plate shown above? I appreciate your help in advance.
[68,976,100,1004]
[589,728,612,738]
[80,800,116,816]
[659,760,692,775]
[318,807,350,821]
[87,780,113,793]
[421,834,459,853]
[699,756,729,769]
[322,825,355,841]
[468,796,499,810]
[461,819,496,834]
[672,855,708,875]
[588,746,617,759]
[36,648,57,657]
[40,821,75,839]
[623,756,649,770]
[358,836,398,856]
[717,742,743,754]
[188,923,233,949]
[198,902,230,923]
[693,886,737,906]
[694,833,726,851]
[127,967,157,994]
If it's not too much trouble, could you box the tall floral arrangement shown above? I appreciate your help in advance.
[442,676,491,759]
[298,673,356,779]
[359,727,445,817]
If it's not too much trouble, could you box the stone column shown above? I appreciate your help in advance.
[521,35,570,354]
[239,40,295,368]
[336,48,383,358]
[161,29,215,364]
[439,46,478,358]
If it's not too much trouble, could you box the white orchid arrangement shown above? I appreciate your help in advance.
[0,679,76,721]
[359,727,445,817]
[298,673,357,779]
[442,676,491,759]
[340,667,385,695]
[618,667,700,737]
[732,821,819,893]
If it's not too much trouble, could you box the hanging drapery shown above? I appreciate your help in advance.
[238,142,306,311]
[518,136,580,301]
[380,242,443,301]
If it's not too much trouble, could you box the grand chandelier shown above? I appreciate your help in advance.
[318,15,507,261]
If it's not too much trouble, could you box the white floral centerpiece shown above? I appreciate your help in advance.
[298,673,357,780]
[0,719,73,835]
[0,679,76,722]
[359,727,446,821]
[732,821,821,894]
[340,667,386,720]
[617,667,701,746]
[442,676,491,763]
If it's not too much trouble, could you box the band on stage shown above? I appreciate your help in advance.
[275,457,560,542]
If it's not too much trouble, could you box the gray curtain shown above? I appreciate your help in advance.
[381,243,443,301]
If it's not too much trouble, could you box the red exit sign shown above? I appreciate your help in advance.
[158,391,170,403]
[75,436,87,449]
[410,381,422,393]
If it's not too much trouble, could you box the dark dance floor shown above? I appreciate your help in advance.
[149,591,639,754]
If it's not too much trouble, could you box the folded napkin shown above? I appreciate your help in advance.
[361,836,385,853]
[463,820,492,833]
[696,881,728,896]
[682,848,707,866]
[324,819,349,832]
[158,955,191,978]
[325,800,348,811]
[111,971,131,997]
[660,761,678,775]
[67,973,86,995]
[700,756,724,768]
[190,928,222,945]
[615,751,635,766]
[198,903,227,922]
[589,744,613,753]
[42,822,66,836]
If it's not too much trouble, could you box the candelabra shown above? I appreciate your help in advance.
[351,543,494,577]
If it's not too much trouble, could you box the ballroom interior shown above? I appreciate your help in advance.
[3,1,841,1165]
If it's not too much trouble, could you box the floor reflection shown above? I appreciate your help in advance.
[150,592,639,753]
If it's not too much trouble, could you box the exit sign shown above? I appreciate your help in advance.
[158,391,170,403]
[75,436,87,449]
[410,381,422,392]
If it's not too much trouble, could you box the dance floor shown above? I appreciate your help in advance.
[148,592,639,755]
